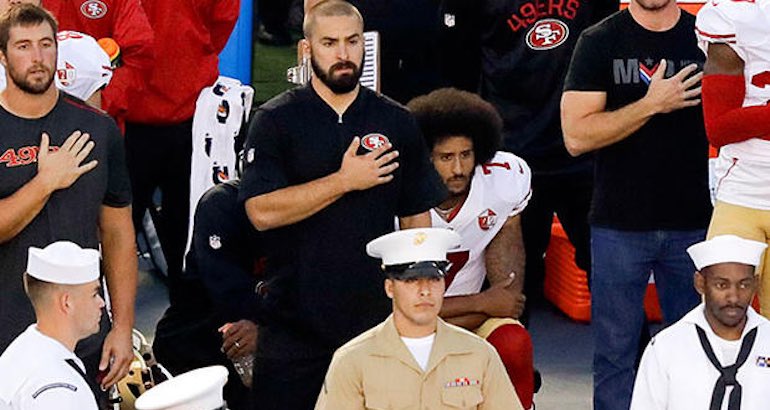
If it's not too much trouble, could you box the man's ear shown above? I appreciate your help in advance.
[0,50,7,68]
[384,278,394,299]
[54,290,72,315]
[694,271,705,296]
[298,39,311,64]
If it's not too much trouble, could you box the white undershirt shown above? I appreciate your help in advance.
[714,337,741,367]
[401,334,435,371]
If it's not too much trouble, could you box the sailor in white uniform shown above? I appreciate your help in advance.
[0,241,104,410]
[631,235,770,410]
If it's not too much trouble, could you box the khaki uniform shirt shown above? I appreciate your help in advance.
[315,315,523,410]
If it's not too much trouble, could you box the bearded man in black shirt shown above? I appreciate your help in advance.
[239,1,446,409]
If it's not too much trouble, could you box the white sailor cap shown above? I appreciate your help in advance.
[134,366,228,410]
[26,241,100,285]
[366,228,461,279]
[687,235,768,271]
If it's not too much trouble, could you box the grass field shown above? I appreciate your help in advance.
[252,41,298,104]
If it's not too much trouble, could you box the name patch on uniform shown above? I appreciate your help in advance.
[445,377,480,388]
[756,356,770,368]
[32,383,77,398]
[360,133,389,151]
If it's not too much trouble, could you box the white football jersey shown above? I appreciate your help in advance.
[0,31,112,101]
[431,151,532,297]
[696,0,770,209]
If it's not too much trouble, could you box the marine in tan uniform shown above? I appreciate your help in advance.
[315,228,523,409]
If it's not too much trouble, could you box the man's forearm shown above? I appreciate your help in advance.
[442,311,489,330]
[0,176,54,244]
[100,206,137,330]
[486,216,525,293]
[399,211,432,229]
[562,92,656,156]
[440,294,489,329]
[440,293,486,320]
[246,172,348,231]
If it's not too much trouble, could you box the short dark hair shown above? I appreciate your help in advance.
[23,272,57,308]
[407,88,502,165]
[303,0,363,39]
[0,3,58,54]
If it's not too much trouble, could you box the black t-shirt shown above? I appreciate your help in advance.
[349,0,448,104]
[239,85,446,358]
[0,93,131,350]
[564,9,712,230]
[445,0,618,173]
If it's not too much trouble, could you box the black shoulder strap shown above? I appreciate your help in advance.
[64,358,100,405]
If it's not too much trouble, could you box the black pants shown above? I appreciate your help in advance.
[521,169,592,323]
[125,121,192,304]
[251,355,332,410]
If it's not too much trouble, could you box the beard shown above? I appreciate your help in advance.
[311,56,363,94]
[7,62,54,95]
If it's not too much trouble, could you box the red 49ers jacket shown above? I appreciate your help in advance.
[125,0,240,125]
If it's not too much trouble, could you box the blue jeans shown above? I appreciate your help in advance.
[591,227,704,410]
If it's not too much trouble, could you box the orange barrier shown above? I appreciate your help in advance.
[544,219,663,322]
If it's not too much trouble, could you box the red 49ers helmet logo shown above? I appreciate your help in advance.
[360,133,390,151]
[80,0,108,19]
[526,19,569,51]
[477,209,497,231]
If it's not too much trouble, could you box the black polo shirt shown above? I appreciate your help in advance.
[240,85,446,358]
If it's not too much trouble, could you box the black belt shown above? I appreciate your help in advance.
[695,325,757,410]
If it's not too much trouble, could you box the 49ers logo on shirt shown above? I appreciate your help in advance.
[477,209,498,231]
[360,133,389,151]
[526,19,569,50]
[80,0,108,19]
[57,61,76,87]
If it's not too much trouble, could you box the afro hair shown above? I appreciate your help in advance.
[407,88,502,165]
